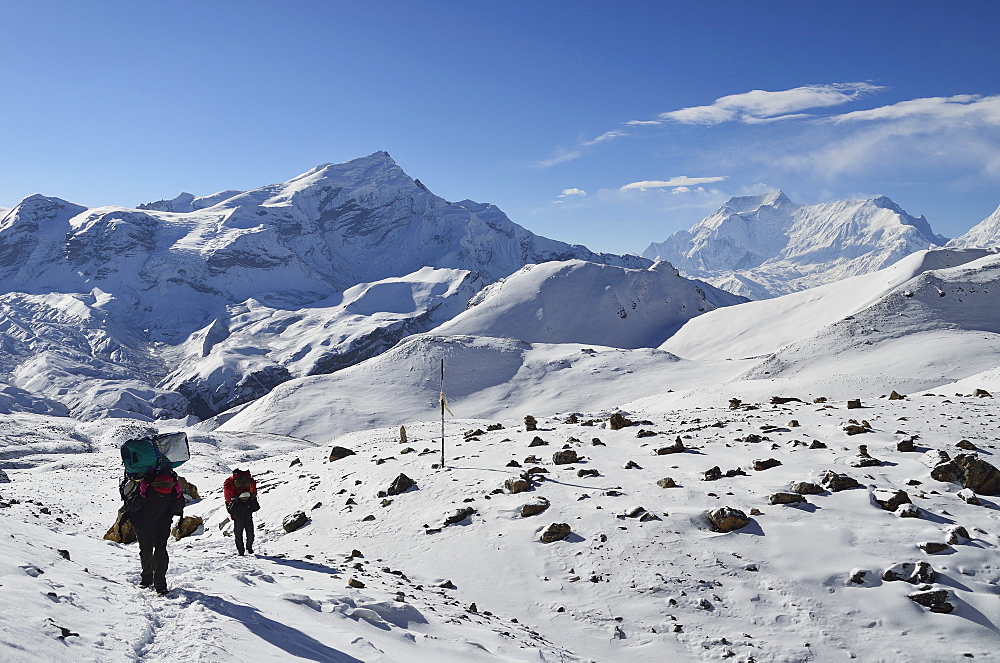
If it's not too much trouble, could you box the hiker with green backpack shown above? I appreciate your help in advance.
[119,433,190,595]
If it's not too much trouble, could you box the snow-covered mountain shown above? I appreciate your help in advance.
[0,153,656,421]
[948,203,1000,248]
[643,191,949,299]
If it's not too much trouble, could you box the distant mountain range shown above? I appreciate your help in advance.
[642,190,997,299]
[0,153,725,422]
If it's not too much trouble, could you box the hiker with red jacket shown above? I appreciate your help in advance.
[224,469,260,556]
[128,469,185,594]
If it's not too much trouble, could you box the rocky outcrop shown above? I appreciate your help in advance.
[172,515,203,540]
[282,511,308,533]
[540,523,572,543]
[706,507,750,532]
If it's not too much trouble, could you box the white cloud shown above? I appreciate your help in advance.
[670,186,691,194]
[660,82,883,125]
[621,175,727,191]
[558,188,587,197]
[624,120,661,126]
[832,94,1000,125]
[581,129,627,146]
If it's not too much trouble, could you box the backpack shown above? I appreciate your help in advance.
[232,469,253,489]
[120,432,190,474]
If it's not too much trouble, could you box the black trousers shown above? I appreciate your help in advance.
[134,517,171,590]
[234,513,255,554]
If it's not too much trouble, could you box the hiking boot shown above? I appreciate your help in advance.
[247,546,254,554]
[139,580,153,589]
[155,586,169,596]
[237,551,244,556]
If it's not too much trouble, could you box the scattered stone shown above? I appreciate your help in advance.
[655,438,685,455]
[872,489,912,511]
[788,419,800,427]
[399,425,407,444]
[908,589,953,612]
[329,446,356,462]
[362,514,376,522]
[851,444,881,466]
[847,399,863,409]
[171,515,203,540]
[706,507,750,533]
[552,449,579,465]
[577,468,600,478]
[769,492,805,505]
[282,511,309,533]
[525,466,548,475]
[956,440,977,451]
[972,389,992,398]
[813,397,828,403]
[524,415,537,431]
[386,473,416,496]
[623,460,642,470]
[541,523,572,543]
[919,542,951,554]
[289,457,302,467]
[524,455,540,464]
[177,476,200,501]
[957,489,981,505]
[844,424,871,436]
[591,438,605,446]
[725,468,748,477]
[400,447,415,455]
[809,440,827,449]
[771,396,803,405]
[896,503,920,518]
[935,454,1000,495]
[438,580,457,589]
[897,438,915,452]
[57,549,70,561]
[443,507,476,526]
[848,569,873,585]
[703,466,722,481]
[520,498,550,518]
[609,413,633,430]
[882,561,937,584]
[657,477,677,489]
[749,508,763,516]
[505,478,531,494]
[0,468,8,483]
[348,578,366,589]
[506,460,521,467]
[791,481,824,495]
[528,436,548,447]
[487,423,504,431]
[104,511,136,544]
[820,471,861,492]
[887,390,907,400]
[946,526,970,545]
[753,458,781,471]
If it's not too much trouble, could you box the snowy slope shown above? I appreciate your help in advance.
[948,203,1000,248]
[0,154,650,421]
[643,191,949,299]
[433,260,746,348]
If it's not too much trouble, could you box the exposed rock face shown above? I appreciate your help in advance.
[172,515,203,540]
[442,507,475,526]
[520,498,550,518]
[540,523,572,543]
[386,473,416,496]
[656,439,685,455]
[283,511,308,533]
[908,589,953,612]
[882,561,937,584]
[329,446,356,462]
[505,478,531,494]
[931,453,1000,495]
[769,492,806,505]
[706,507,750,532]
[820,471,861,492]
[552,450,579,465]
[609,413,632,430]
[104,510,136,544]
[872,489,912,511]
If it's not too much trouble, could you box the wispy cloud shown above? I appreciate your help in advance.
[661,82,883,125]
[558,188,587,197]
[533,129,630,168]
[832,94,1000,124]
[621,176,727,191]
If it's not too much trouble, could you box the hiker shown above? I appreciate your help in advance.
[127,469,185,594]
[224,469,260,556]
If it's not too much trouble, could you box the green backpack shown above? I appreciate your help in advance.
[120,432,190,474]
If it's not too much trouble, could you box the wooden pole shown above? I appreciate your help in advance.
[440,359,445,469]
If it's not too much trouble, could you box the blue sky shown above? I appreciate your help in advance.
[2,1,998,254]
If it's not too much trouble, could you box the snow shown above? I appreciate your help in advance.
[643,191,954,299]
[2,154,1000,661]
